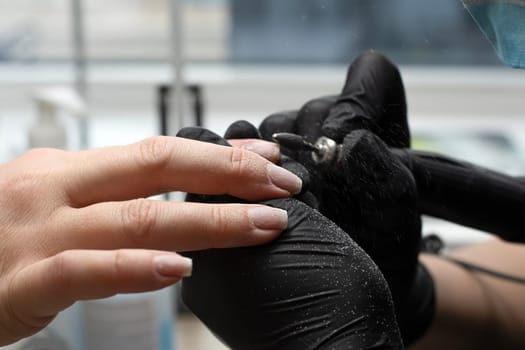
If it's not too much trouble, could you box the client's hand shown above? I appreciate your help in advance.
[0,136,301,345]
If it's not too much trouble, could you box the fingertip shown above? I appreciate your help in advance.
[238,140,280,162]
[267,163,303,195]
[154,254,193,278]
[247,206,288,233]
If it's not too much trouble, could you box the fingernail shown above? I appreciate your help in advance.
[267,164,302,194]
[242,141,279,160]
[155,255,192,278]
[248,206,288,233]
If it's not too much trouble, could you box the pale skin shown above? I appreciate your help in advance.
[0,135,300,345]
[412,239,525,349]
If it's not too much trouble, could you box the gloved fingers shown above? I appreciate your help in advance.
[258,110,298,142]
[177,126,317,209]
[177,126,279,163]
[224,120,261,139]
[295,95,338,143]
[178,119,316,208]
[177,127,302,203]
[259,104,334,169]
[176,126,230,147]
[322,51,410,148]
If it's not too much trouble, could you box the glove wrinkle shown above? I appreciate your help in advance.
[182,199,403,350]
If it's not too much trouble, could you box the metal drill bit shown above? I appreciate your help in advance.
[272,133,318,152]
[272,132,339,164]
[312,136,339,164]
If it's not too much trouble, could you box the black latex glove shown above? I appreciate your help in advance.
[392,148,525,243]
[182,124,317,208]
[257,51,432,345]
[182,197,403,350]
[176,126,404,349]
[322,50,410,148]
[258,51,409,149]
[265,51,525,245]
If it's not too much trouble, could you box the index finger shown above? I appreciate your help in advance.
[66,136,302,207]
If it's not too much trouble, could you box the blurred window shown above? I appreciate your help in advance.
[231,0,498,65]
[0,0,499,65]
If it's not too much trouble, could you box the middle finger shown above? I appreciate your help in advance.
[55,200,288,252]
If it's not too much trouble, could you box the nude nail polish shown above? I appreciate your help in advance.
[267,164,303,195]
[248,206,288,233]
[242,141,279,160]
[155,255,193,278]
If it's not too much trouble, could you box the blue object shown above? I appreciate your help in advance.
[463,0,525,68]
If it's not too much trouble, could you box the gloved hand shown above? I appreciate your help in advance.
[177,126,404,349]
[180,123,317,209]
[258,50,410,149]
[257,51,434,345]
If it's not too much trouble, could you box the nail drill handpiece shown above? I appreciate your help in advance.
[272,132,339,164]
[272,133,318,152]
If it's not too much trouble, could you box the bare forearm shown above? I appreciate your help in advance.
[411,239,525,349]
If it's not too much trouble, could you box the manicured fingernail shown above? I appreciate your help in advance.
[248,206,288,233]
[155,255,192,278]
[242,141,279,160]
[267,164,302,194]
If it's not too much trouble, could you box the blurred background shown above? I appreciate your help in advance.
[0,0,524,349]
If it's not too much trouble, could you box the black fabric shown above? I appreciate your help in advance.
[182,198,403,350]
[392,148,525,243]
